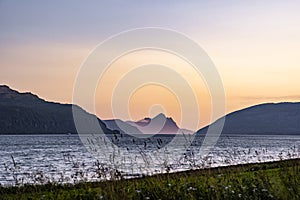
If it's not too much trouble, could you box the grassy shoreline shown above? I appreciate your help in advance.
[1,158,299,200]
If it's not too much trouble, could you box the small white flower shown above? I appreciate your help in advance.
[187,186,197,191]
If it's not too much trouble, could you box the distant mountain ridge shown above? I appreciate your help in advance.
[0,85,114,134]
[1,85,299,135]
[104,113,194,134]
[103,119,143,134]
[197,102,300,135]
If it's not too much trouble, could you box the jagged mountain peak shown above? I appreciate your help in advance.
[121,113,193,134]
[152,113,166,118]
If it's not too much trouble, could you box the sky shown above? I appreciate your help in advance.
[1,1,300,130]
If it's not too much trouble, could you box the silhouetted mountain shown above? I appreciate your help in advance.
[197,102,300,135]
[127,113,194,134]
[103,119,143,134]
[104,113,193,134]
[0,85,114,134]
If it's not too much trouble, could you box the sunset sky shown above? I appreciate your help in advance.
[1,1,300,130]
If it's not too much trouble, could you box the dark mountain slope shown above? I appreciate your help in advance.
[0,85,113,134]
[103,119,143,134]
[126,113,193,134]
[197,102,300,135]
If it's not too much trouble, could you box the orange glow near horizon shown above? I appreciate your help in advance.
[94,50,213,130]
[1,1,300,130]
[128,84,181,122]
[2,42,300,130]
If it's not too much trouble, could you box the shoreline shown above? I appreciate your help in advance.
[1,158,299,199]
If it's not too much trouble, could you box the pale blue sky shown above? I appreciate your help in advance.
[1,1,299,45]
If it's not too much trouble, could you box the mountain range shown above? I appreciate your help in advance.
[104,113,194,134]
[0,85,114,134]
[0,85,299,135]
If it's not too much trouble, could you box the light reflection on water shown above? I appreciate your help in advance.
[0,134,299,185]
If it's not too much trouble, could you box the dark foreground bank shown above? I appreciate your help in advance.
[1,158,299,200]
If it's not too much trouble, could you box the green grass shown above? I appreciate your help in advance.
[1,159,299,200]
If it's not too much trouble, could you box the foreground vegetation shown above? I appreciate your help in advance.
[0,158,299,200]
